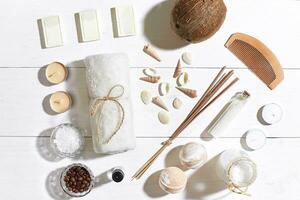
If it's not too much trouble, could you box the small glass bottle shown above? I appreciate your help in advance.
[216,149,257,195]
[106,167,125,183]
[205,91,250,137]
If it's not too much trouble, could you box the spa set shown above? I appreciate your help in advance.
[36,0,286,199]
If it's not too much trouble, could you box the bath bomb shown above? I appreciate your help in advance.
[179,142,207,169]
[159,167,187,194]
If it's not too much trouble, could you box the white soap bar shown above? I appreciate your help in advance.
[111,5,136,37]
[245,129,266,150]
[261,103,283,125]
[76,10,100,42]
[39,16,63,48]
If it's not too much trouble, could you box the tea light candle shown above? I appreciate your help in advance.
[46,62,68,84]
[261,103,283,125]
[245,129,266,150]
[50,91,72,113]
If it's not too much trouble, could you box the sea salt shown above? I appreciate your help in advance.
[53,124,83,155]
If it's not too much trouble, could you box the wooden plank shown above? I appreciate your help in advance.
[0,0,298,68]
[0,67,297,137]
[0,137,298,199]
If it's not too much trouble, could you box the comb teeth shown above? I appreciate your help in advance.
[228,39,276,85]
[225,33,284,90]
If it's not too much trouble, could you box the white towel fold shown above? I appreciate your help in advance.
[84,53,135,154]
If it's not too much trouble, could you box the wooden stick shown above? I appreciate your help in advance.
[173,70,234,138]
[192,78,239,120]
[186,67,226,119]
[132,68,239,180]
[176,67,227,136]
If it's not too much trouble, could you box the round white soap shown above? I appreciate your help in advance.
[261,103,283,125]
[245,129,266,150]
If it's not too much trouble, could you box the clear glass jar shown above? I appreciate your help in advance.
[60,163,95,198]
[50,123,85,158]
[216,149,257,194]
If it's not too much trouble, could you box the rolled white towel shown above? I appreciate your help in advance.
[84,53,135,154]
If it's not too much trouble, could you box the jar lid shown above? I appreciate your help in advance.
[261,103,283,125]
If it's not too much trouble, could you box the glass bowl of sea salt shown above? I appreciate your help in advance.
[50,123,85,158]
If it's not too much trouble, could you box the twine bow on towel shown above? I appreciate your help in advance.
[90,84,125,144]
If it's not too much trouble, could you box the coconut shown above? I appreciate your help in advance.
[171,0,227,43]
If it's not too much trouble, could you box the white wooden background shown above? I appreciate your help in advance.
[0,0,299,199]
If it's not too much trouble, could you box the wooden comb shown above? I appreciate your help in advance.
[225,32,284,90]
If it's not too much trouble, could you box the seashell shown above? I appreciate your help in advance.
[173,98,182,109]
[176,72,189,87]
[179,142,207,169]
[158,110,170,125]
[182,52,192,65]
[140,76,160,83]
[158,82,170,96]
[176,87,197,98]
[173,59,182,78]
[143,44,161,62]
[140,90,152,105]
[152,96,168,111]
[143,67,157,77]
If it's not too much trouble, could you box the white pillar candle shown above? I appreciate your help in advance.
[46,62,68,84]
[261,103,283,125]
[50,91,72,113]
[245,129,266,150]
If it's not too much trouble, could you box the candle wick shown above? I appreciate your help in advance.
[54,101,60,104]
[48,72,57,78]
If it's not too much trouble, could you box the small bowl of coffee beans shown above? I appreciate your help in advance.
[60,163,94,197]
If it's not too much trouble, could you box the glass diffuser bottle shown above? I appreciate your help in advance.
[205,91,250,137]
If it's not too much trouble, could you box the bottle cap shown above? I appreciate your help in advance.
[112,169,124,183]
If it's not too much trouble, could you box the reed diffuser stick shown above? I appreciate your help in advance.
[132,67,239,180]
